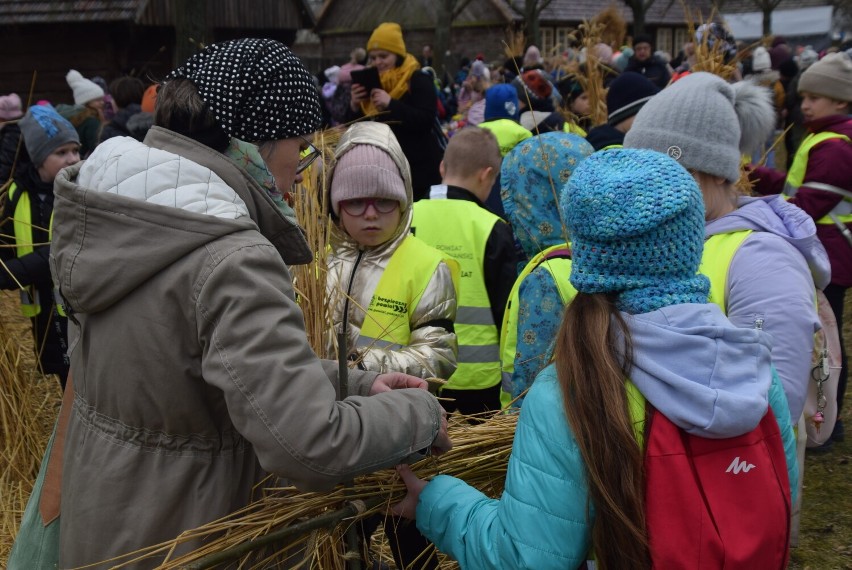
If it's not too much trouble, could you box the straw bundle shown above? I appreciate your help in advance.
[592,5,627,53]
[289,129,340,356]
[576,19,610,127]
[683,7,740,81]
[102,410,516,569]
[0,291,61,562]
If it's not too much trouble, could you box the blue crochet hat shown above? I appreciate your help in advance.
[561,148,710,314]
[484,83,520,121]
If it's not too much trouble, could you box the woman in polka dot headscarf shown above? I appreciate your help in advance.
[348,22,446,201]
[41,38,452,568]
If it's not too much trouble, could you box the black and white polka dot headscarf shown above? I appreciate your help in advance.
[166,38,322,142]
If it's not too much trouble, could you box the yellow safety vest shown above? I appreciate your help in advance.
[699,230,753,311]
[412,197,503,390]
[784,131,852,226]
[563,122,588,138]
[479,119,533,157]
[499,244,576,408]
[357,234,460,353]
[7,183,64,317]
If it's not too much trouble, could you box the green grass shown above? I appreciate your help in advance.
[789,298,852,569]
[790,403,852,569]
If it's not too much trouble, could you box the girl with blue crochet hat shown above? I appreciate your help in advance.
[393,148,798,569]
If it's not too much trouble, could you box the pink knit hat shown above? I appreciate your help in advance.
[0,93,23,121]
[330,144,407,215]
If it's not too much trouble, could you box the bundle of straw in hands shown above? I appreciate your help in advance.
[105,410,517,569]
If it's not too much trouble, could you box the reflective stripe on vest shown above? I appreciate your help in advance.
[784,131,852,225]
[357,234,459,354]
[699,230,752,312]
[499,244,576,407]
[413,197,502,390]
[9,184,42,317]
[9,184,66,318]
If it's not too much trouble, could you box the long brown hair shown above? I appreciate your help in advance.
[554,292,649,569]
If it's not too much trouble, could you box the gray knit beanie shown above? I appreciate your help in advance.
[624,72,775,182]
[19,104,80,167]
[798,52,852,103]
[330,144,407,215]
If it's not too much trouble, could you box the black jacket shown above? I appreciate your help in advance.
[1,162,69,378]
[625,56,671,90]
[585,123,626,151]
[0,123,22,183]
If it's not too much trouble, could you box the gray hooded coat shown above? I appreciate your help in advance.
[51,127,443,568]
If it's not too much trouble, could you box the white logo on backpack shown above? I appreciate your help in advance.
[725,457,756,474]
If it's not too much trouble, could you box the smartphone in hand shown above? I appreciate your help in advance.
[350,67,382,93]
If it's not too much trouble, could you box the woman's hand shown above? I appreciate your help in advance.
[371,89,392,111]
[391,464,428,520]
[350,83,368,111]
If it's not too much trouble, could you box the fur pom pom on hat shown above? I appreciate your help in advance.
[562,148,709,314]
[798,52,852,103]
[624,72,775,182]
[367,22,407,57]
[66,70,105,106]
[166,38,321,142]
[19,104,80,167]
[0,93,23,121]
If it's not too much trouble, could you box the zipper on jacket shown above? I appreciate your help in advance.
[341,250,365,341]
[754,316,765,331]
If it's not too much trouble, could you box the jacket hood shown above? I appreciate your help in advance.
[329,122,414,256]
[51,128,311,314]
[625,303,773,438]
[500,133,593,257]
[706,195,831,288]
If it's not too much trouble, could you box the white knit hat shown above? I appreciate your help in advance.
[752,47,771,73]
[66,69,105,105]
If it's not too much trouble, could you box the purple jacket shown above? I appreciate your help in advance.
[706,195,830,420]
[751,114,852,287]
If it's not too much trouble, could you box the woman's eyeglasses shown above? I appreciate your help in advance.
[339,198,399,216]
[297,139,320,174]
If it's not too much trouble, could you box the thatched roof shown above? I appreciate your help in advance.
[0,0,315,28]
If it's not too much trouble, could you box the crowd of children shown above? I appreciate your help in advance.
[2,17,851,570]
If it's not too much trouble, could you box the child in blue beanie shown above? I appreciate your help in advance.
[478,83,531,156]
[393,148,798,569]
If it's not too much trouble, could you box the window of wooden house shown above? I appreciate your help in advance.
[656,28,673,57]
[555,27,573,55]
[674,28,690,53]
[542,28,555,58]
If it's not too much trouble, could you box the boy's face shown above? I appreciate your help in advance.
[38,142,80,183]
[800,92,849,122]
[339,198,401,247]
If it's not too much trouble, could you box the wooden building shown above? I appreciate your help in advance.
[309,0,714,75]
[1,0,314,105]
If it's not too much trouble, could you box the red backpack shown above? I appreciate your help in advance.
[644,407,791,568]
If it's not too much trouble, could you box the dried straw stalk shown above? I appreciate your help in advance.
[104,411,516,569]
[289,129,337,356]
[576,19,609,127]
[0,291,61,562]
